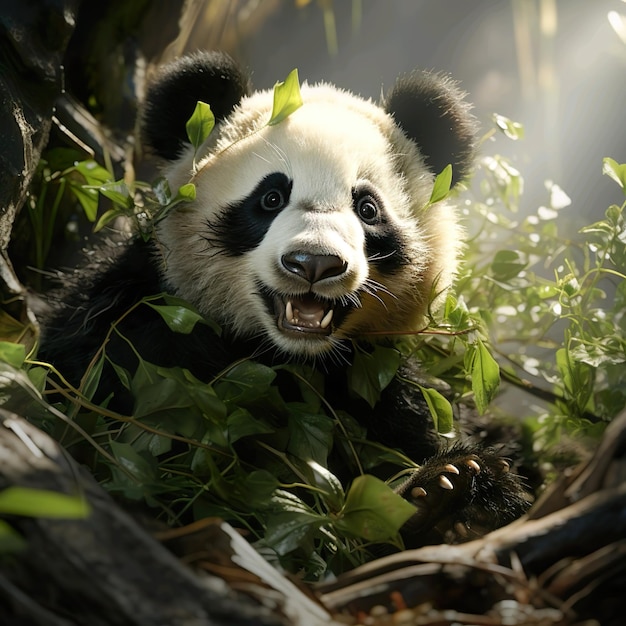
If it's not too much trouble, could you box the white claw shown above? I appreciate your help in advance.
[439,475,454,490]
[466,459,481,474]
[454,521,469,538]
[410,486,427,498]
[444,463,460,475]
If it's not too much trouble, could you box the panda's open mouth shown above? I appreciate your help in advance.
[277,293,334,335]
[259,287,352,337]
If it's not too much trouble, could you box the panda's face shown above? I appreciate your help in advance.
[157,85,462,360]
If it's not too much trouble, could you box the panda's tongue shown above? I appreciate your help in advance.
[283,294,333,332]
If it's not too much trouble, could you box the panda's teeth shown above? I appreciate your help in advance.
[320,308,334,329]
[280,296,334,333]
[285,300,294,324]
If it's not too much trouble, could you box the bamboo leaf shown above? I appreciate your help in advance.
[429,164,453,204]
[268,69,303,126]
[186,101,215,150]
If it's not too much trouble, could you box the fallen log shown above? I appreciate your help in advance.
[0,408,282,626]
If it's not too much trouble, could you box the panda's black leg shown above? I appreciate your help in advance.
[396,444,531,547]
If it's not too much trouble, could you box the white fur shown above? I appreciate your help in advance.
[155,83,463,357]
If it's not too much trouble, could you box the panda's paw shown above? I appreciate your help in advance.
[396,445,531,546]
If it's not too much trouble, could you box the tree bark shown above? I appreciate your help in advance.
[0,408,282,626]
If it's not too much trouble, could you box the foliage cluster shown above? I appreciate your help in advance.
[1,71,625,579]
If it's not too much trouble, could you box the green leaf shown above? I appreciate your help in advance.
[429,164,453,204]
[490,249,527,282]
[348,345,401,408]
[106,441,158,499]
[0,487,89,519]
[306,460,345,512]
[93,206,126,232]
[287,409,334,466]
[335,475,415,543]
[227,407,274,443]
[99,181,134,209]
[0,342,25,368]
[230,470,279,509]
[110,360,132,390]
[132,377,192,418]
[69,182,100,221]
[145,302,207,334]
[175,183,197,202]
[602,157,626,194]
[58,159,111,222]
[493,114,525,140]
[186,101,215,150]
[268,68,303,126]
[263,492,326,556]
[468,339,500,414]
[418,385,453,434]
[152,177,172,206]
[72,159,112,185]
[216,361,276,406]
[161,294,220,334]
[80,352,104,401]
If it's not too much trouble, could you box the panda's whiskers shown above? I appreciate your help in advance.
[360,281,391,310]
[362,278,396,304]
[248,336,278,362]
[368,250,397,263]
[325,339,352,368]
[340,293,362,310]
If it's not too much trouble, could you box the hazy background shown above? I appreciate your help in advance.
[172,0,626,228]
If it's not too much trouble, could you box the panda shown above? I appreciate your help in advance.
[40,51,529,548]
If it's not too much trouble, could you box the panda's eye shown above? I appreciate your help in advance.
[355,194,380,225]
[260,189,286,211]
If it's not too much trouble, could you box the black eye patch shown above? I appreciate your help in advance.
[204,172,293,256]
[352,184,411,274]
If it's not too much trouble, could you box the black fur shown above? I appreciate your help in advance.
[352,185,411,274]
[384,71,476,185]
[39,240,249,408]
[205,172,293,256]
[142,51,251,160]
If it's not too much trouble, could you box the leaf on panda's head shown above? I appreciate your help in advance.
[268,68,303,126]
[428,164,453,205]
[186,101,215,151]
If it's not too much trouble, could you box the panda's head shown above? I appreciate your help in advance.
[142,51,476,360]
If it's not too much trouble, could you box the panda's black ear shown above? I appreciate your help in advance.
[142,51,251,161]
[384,72,477,186]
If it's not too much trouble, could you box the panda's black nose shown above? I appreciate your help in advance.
[281,252,347,284]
